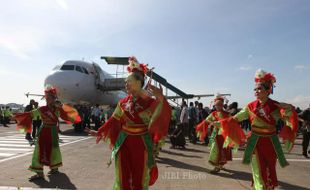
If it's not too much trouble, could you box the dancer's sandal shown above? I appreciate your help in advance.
[28,174,44,181]
[48,169,59,175]
[210,167,221,174]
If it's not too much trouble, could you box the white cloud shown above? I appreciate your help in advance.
[287,95,310,109]
[0,38,30,59]
[0,66,27,79]
[0,27,44,60]
[56,0,68,10]
[294,65,306,72]
[238,66,251,71]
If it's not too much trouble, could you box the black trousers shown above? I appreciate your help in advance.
[32,120,42,138]
[94,116,101,131]
[188,119,197,143]
[3,117,9,125]
[25,132,32,140]
[302,130,310,154]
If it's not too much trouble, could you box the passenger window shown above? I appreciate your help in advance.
[76,66,83,73]
[60,65,75,70]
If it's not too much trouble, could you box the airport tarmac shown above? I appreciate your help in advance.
[0,123,309,190]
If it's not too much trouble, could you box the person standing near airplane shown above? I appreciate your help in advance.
[2,106,12,127]
[188,102,197,144]
[24,99,35,141]
[179,100,189,139]
[31,101,42,139]
[86,56,171,190]
[13,87,81,181]
[92,104,102,131]
[0,107,3,126]
[298,106,310,158]
[213,69,298,190]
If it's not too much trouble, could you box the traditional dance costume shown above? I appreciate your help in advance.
[218,70,298,189]
[96,57,171,190]
[14,88,81,173]
[196,97,232,169]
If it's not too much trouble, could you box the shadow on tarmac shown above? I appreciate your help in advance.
[160,149,203,159]
[278,181,310,190]
[157,157,209,173]
[60,128,89,137]
[215,168,252,181]
[31,172,77,190]
[181,147,209,153]
[216,168,310,190]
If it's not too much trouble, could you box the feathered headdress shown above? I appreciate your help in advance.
[255,69,276,93]
[214,94,225,102]
[127,56,149,74]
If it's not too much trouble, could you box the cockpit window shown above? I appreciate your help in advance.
[60,65,75,70]
[82,67,89,74]
[75,66,83,73]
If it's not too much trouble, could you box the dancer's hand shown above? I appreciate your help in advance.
[147,83,164,101]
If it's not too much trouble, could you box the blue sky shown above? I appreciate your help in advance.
[0,0,309,109]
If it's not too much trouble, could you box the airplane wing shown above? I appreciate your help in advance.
[166,93,231,100]
[25,92,45,99]
[101,56,129,65]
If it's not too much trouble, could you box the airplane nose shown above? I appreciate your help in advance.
[44,71,76,97]
[45,72,66,89]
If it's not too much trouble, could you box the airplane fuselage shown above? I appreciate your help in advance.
[44,60,126,106]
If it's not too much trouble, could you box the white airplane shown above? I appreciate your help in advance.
[44,60,127,105]
[42,57,231,107]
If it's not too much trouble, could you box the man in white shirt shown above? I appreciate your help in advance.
[92,104,102,130]
[179,101,189,138]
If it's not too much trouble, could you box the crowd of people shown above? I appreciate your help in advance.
[71,104,115,133]
[168,97,310,159]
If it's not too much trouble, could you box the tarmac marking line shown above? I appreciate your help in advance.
[0,153,16,157]
[0,140,30,144]
[0,148,32,151]
[233,157,310,162]
[0,136,92,164]
[0,186,58,189]
[0,144,33,147]
[0,139,29,141]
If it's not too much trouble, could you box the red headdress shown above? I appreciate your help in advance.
[255,69,276,94]
[127,56,149,74]
[210,93,228,108]
[44,86,57,98]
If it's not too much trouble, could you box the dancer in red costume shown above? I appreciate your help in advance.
[213,69,298,190]
[196,95,232,173]
[86,56,171,190]
[13,87,81,181]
